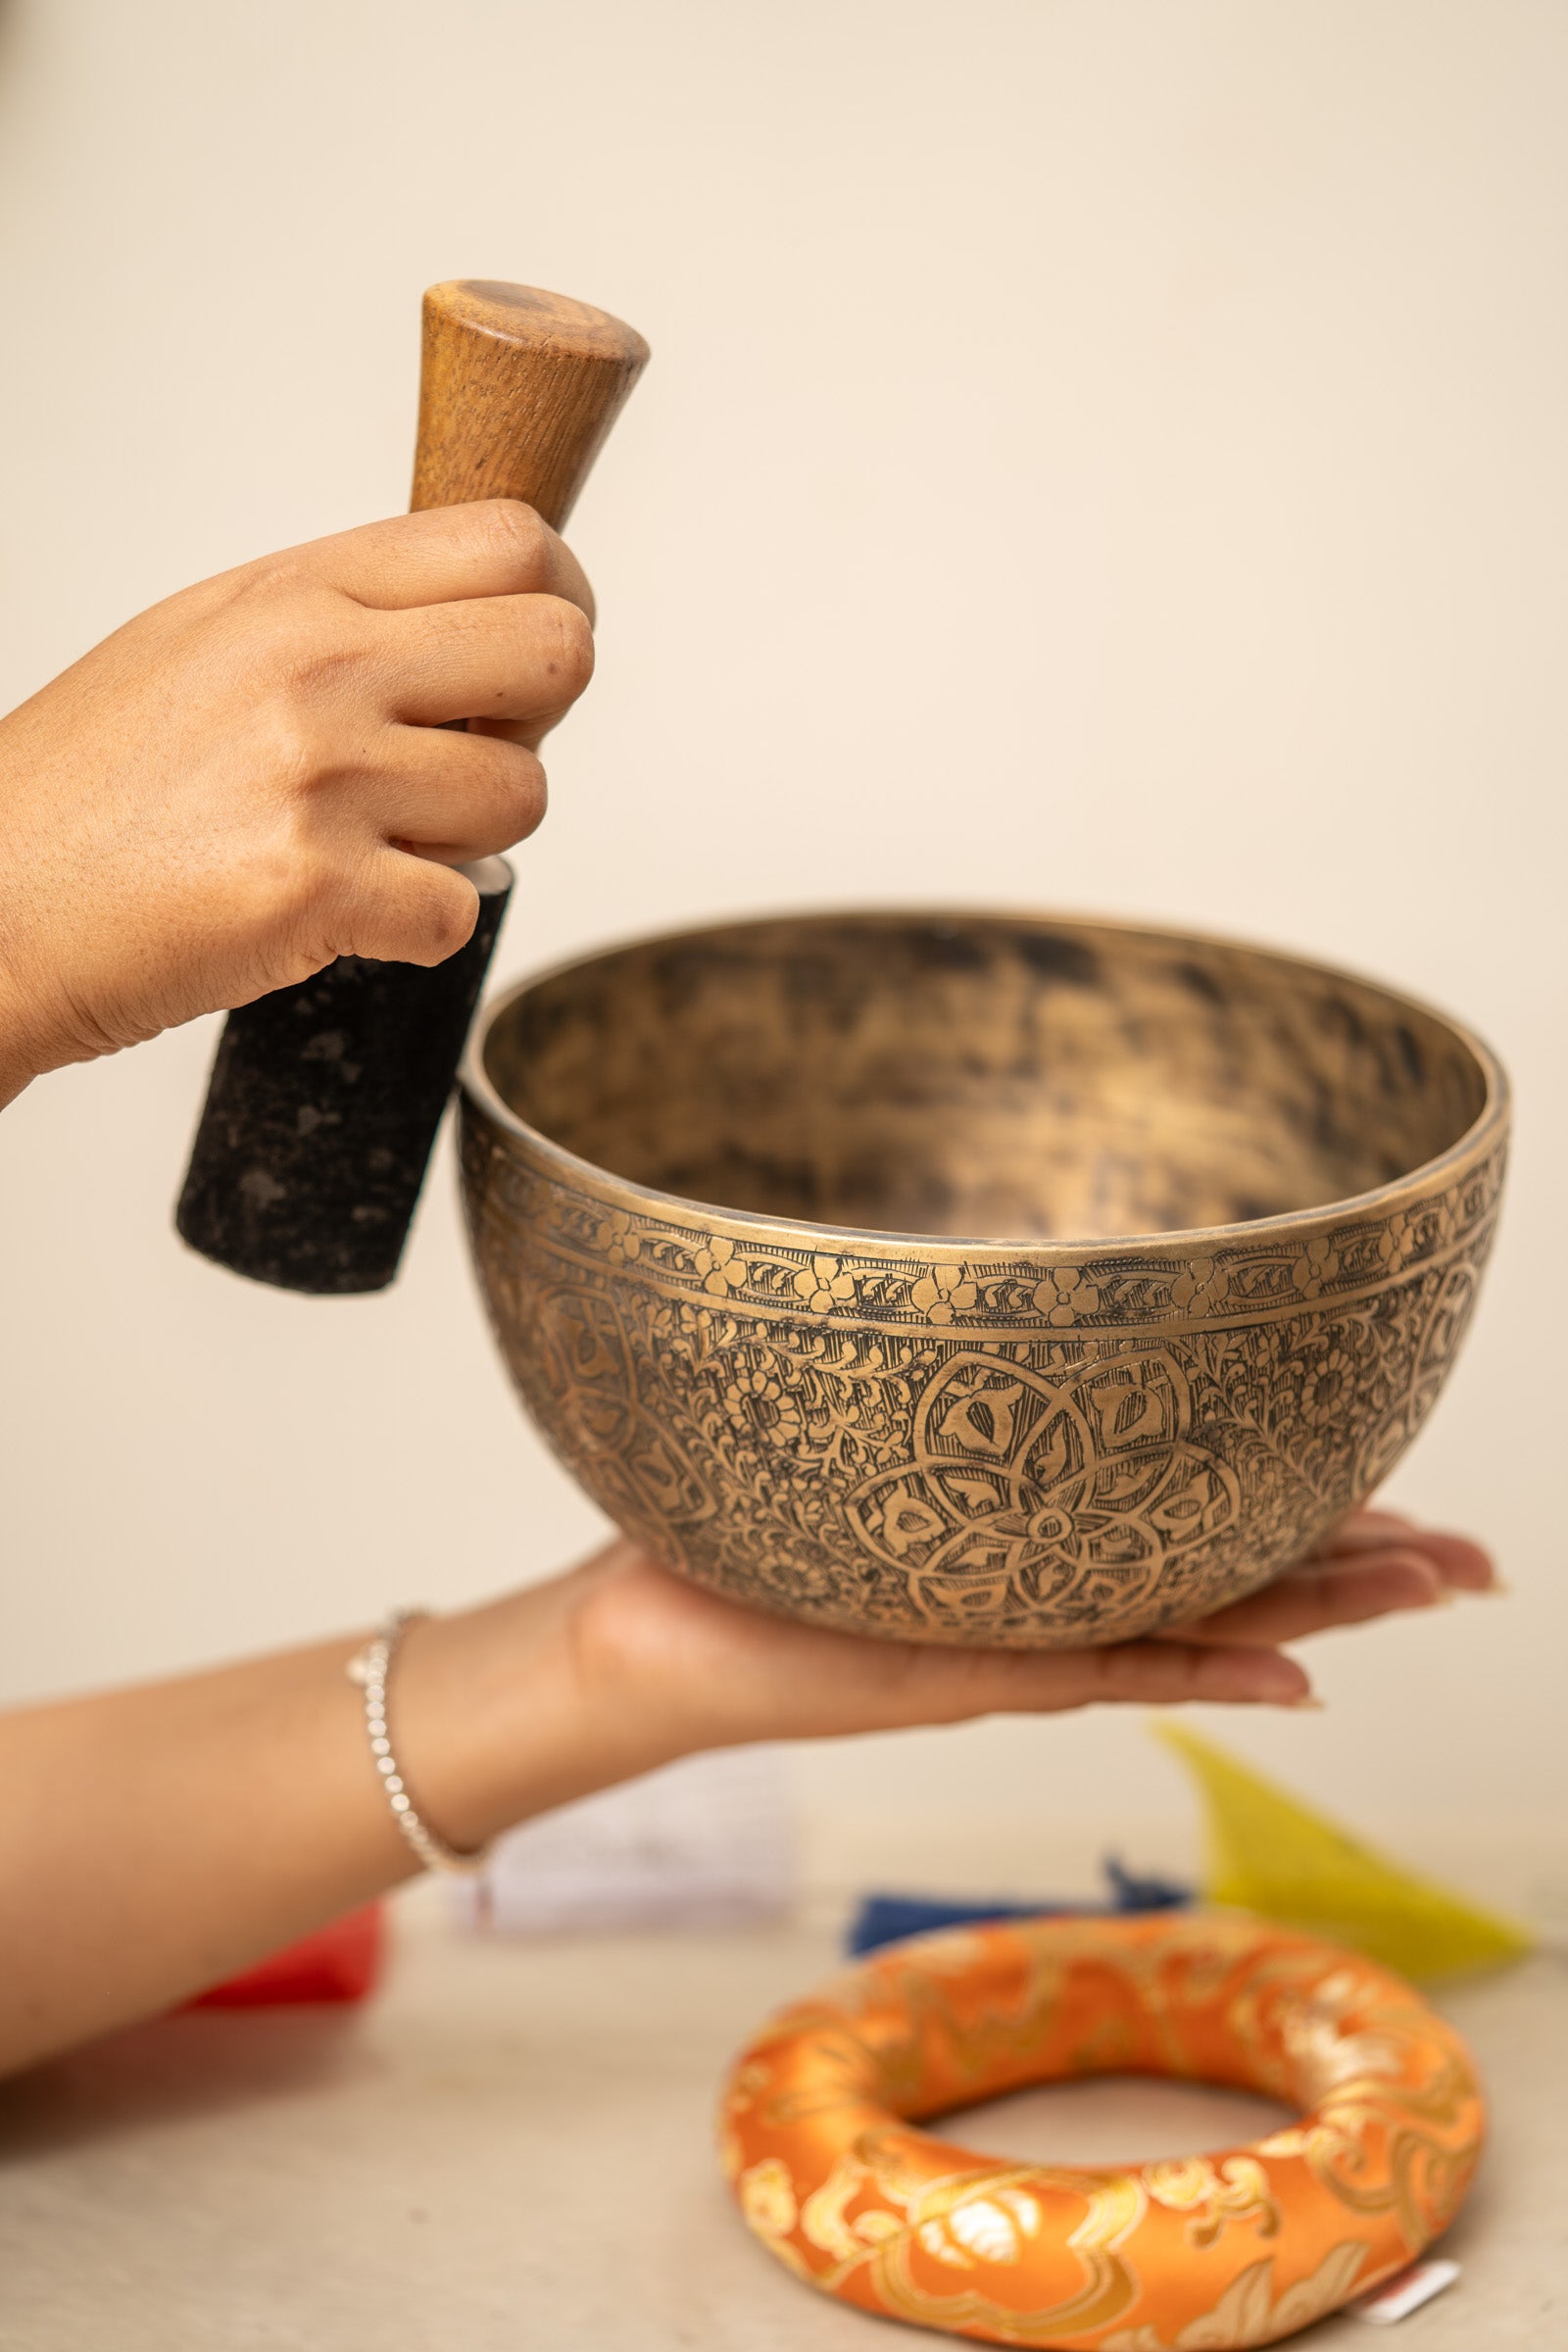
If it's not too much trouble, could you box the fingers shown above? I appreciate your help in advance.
[873,1636,1314,1725]
[708,1615,1313,1740]
[378,591,595,729]
[333,849,481,967]
[365,722,547,863]
[1306,1508,1497,1592]
[1168,1550,1446,1647]
[1406,1532,1495,1591]
[573,1546,1316,1762]
[1077,1641,1313,1709]
[796,1627,1315,1737]
[301,502,596,623]
[1312,1508,1419,1545]
[1165,1504,1501,1648]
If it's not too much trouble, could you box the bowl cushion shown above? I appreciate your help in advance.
[720,1909,1482,2347]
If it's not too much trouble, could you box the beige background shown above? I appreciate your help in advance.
[0,0,1562,1877]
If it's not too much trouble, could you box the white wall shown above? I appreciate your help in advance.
[1,0,1562,1869]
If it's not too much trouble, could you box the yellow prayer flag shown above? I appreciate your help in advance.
[1152,1721,1534,1982]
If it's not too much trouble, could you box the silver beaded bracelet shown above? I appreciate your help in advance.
[345,1609,492,1876]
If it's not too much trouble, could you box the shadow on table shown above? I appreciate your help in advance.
[0,2004,370,2161]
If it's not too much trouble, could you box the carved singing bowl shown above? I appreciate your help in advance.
[458,912,1506,1648]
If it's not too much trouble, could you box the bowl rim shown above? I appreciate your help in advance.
[458,906,1509,1259]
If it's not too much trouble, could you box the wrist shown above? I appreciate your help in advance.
[387,1565,682,1854]
[0,919,72,1105]
[0,953,41,1107]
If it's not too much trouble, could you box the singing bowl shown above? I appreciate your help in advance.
[458,911,1507,1648]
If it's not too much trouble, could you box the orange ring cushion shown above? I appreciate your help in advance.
[720,1911,1483,2348]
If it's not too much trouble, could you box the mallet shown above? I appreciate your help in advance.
[175,280,648,1294]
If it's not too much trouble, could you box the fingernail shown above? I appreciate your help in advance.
[1280,1694,1327,1711]
[1428,1588,1458,1607]
[1485,1578,1513,1596]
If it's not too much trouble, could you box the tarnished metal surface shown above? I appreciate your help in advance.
[460,912,1506,1647]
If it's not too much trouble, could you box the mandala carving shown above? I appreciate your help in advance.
[458,1102,1506,1647]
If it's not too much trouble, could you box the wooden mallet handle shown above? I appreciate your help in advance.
[411,279,649,526]
[175,282,648,1296]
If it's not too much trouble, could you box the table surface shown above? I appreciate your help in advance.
[1,1895,1562,2350]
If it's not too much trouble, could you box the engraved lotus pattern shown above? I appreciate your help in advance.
[458,911,1507,1647]
[459,1126,1504,1646]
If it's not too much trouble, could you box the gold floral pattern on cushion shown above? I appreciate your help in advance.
[718,1912,1482,2348]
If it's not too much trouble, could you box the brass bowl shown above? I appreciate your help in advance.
[458,912,1506,1648]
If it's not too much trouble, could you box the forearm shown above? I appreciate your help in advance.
[0,1564,667,2079]
[0,1513,1485,2079]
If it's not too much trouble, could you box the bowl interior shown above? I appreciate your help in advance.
[478,914,1490,1242]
